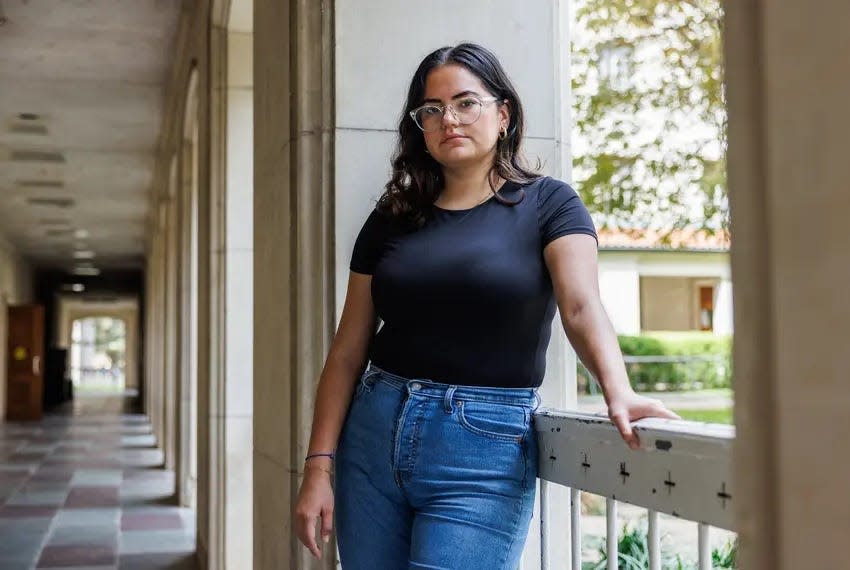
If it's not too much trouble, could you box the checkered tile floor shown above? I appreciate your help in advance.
[0,395,197,569]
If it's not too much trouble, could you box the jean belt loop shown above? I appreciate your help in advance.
[444,385,458,413]
[534,390,542,410]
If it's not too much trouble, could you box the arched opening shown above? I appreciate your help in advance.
[70,316,128,394]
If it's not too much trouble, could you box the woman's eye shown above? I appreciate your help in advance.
[423,107,441,116]
[459,99,476,108]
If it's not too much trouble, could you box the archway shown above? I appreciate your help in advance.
[70,316,127,393]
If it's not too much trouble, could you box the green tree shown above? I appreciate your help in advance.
[572,0,727,233]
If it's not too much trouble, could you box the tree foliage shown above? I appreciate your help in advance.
[572,0,727,232]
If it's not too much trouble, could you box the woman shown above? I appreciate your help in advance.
[294,43,679,569]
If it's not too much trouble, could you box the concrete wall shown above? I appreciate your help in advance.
[0,237,33,421]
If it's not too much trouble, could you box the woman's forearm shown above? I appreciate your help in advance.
[303,352,365,467]
[560,298,634,402]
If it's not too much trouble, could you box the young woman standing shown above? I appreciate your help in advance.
[295,43,679,569]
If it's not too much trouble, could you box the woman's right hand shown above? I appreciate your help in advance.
[294,467,335,560]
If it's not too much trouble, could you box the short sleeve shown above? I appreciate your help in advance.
[350,208,388,274]
[537,177,598,247]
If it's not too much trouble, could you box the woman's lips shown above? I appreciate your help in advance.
[441,135,468,144]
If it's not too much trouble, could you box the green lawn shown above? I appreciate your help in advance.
[674,408,733,424]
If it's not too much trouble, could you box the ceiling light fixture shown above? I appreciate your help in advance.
[73,250,95,259]
[72,267,100,277]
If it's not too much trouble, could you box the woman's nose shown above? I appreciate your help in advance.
[441,105,460,128]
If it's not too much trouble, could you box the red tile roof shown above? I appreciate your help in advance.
[597,227,730,252]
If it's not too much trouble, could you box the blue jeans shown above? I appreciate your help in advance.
[335,364,541,570]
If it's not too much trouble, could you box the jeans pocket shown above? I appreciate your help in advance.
[354,369,380,398]
[457,400,529,443]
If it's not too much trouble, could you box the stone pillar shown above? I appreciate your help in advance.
[254,0,334,568]
[724,1,850,567]
[209,6,255,567]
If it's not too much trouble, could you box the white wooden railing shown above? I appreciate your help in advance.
[533,410,735,570]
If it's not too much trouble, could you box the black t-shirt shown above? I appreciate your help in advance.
[350,175,597,388]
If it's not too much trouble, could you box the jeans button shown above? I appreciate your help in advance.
[409,382,421,391]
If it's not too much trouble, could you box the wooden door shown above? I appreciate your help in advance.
[6,305,45,421]
[699,286,715,331]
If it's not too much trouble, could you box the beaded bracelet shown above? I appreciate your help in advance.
[305,452,335,462]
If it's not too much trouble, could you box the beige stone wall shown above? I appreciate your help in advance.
[725,1,850,567]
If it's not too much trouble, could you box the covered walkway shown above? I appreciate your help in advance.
[0,0,848,568]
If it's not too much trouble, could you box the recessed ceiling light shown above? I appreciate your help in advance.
[61,283,86,292]
[11,150,65,163]
[45,228,75,237]
[74,229,89,239]
[27,197,74,208]
[10,124,48,135]
[16,180,64,189]
[72,267,100,276]
[73,250,95,259]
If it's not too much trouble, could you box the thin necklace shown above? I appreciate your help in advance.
[434,180,505,211]
[433,184,504,225]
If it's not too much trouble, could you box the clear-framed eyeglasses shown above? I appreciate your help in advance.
[409,95,503,132]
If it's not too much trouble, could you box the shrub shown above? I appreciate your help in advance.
[590,522,738,570]
[580,331,732,392]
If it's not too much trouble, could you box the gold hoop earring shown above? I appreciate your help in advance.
[498,126,507,140]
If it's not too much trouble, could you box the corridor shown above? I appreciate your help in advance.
[0,395,196,569]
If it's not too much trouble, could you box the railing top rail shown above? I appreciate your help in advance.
[534,409,735,530]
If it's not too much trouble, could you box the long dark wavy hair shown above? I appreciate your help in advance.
[377,43,542,228]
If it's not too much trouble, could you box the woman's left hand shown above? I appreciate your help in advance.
[606,391,681,450]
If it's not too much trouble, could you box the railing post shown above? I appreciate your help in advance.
[606,498,617,570]
[570,488,581,570]
[648,509,661,570]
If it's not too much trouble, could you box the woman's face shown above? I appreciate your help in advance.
[419,64,509,170]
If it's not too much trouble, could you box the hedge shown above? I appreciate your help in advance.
[579,331,732,392]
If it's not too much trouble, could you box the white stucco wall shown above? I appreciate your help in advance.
[597,255,641,334]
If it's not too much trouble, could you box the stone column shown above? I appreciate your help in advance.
[209,5,256,566]
[724,1,850,567]
[254,0,334,568]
